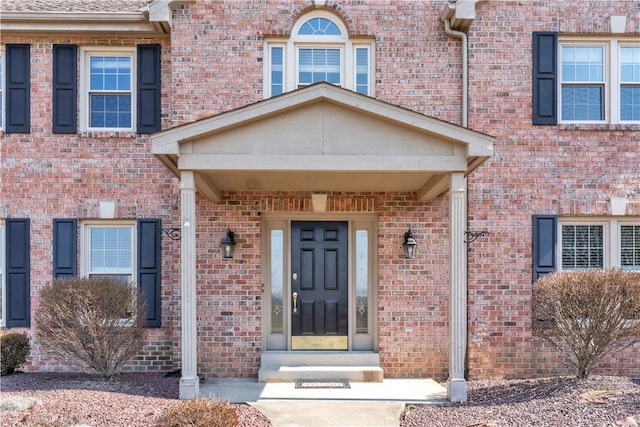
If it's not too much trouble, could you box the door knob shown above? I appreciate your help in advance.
[292,292,298,313]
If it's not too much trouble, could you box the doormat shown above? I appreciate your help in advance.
[295,380,351,389]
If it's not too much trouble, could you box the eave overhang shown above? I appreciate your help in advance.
[152,83,494,203]
[0,1,188,36]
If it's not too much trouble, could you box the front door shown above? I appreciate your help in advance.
[291,221,348,350]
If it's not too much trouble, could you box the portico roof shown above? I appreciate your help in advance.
[151,83,493,202]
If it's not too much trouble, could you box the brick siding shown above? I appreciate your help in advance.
[1,0,638,379]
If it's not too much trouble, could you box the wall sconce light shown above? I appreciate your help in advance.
[221,229,236,259]
[402,227,418,259]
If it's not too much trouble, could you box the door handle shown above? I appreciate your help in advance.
[292,292,298,313]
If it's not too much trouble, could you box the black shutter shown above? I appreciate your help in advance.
[53,219,78,279]
[6,44,31,133]
[136,44,161,134]
[52,44,78,134]
[6,219,30,327]
[532,32,558,125]
[532,215,557,282]
[137,219,161,327]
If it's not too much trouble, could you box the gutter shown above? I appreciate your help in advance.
[0,1,191,35]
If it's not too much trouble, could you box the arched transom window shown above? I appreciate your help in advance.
[264,11,374,98]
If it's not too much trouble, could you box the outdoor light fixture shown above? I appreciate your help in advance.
[402,227,418,259]
[221,229,236,259]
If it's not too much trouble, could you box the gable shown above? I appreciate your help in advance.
[152,83,493,202]
[189,101,458,158]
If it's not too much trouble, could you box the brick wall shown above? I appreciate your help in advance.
[1,36,182,373]
[466,0,640,378]
[2,0,639,379]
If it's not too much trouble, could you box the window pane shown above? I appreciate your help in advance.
[90,56,131,91]
[298,17,341,36]
[562,46,603,82]
[355,230,368,334]
[298,48,341,86]
[561,225,604,269]
[620,47,640,83]
[355,48,369,95]
[270,46,284,96]
[620,225,640,270]
[270,230,284,333]
[90,227,132,273]
[561,86,603,120]
[90,94,132,128]
[620,86,640,120]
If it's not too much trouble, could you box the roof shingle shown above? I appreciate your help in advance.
[1,0,151,13]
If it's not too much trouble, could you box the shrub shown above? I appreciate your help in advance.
[0,332,31,375]
[35,277,147,380]
[155,400,240,427]
[532,269,640,378]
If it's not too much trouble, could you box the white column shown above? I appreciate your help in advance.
[179,171,199,399]
[447,172,467,402]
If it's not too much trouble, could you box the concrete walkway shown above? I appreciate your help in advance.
[200,378,447,427]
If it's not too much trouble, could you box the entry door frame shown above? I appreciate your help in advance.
[261,212,378,352]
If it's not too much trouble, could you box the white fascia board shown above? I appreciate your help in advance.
[151,137,181,155]
[0,11,165,35]
[177,154,469,173]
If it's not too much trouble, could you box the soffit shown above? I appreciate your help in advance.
[152,83,494,203]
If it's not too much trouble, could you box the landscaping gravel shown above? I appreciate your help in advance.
[400,375,640,427]
[1,372,638,426]
[0,372,270,426]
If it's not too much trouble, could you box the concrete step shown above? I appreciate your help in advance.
[258,351,383,382]
[259,365,383,382]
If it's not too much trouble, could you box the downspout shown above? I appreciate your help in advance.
[443,18,468,127]
[442,7,470,382]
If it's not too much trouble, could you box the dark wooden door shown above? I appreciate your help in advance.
[291,221,348,350]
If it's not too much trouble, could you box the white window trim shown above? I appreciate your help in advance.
[559,37,640,124]
[80,221,136,280]
[558,217,640,271]
[263,10,375,98]
[79,46,136,132]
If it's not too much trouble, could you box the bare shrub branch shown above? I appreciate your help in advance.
[532,269,640,378]
[35,277,147,380]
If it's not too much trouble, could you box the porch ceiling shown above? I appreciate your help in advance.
[151,83,494,203]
